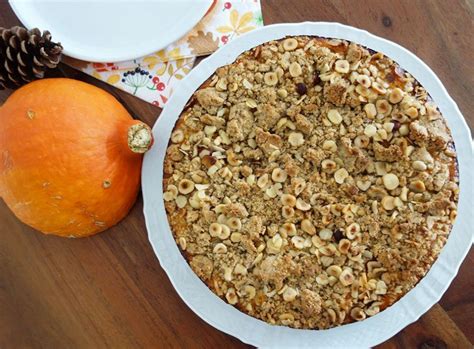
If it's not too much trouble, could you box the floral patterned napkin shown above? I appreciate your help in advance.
[65,0,263,107]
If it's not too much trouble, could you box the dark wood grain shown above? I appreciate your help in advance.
[1,1,473,348]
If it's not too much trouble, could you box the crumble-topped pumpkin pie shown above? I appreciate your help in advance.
[163,36,459,329]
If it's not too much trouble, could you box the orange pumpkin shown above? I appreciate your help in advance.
[0,78,153,237]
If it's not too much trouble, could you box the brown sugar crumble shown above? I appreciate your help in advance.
[163,36,459,329]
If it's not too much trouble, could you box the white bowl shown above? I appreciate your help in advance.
[142,22,473,348]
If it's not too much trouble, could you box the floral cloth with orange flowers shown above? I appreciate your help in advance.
[65,0,263,107]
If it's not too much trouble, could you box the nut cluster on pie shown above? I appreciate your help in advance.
[163,36,459,329]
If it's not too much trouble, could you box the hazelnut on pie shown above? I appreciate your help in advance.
[163,36,459,329]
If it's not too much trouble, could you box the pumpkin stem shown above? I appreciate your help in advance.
[127,123,153,153]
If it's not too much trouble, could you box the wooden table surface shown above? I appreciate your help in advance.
[1,1,473,348]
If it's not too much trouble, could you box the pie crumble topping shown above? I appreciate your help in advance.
[163,36,459,329]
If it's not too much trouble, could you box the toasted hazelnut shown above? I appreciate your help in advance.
[282,205,295,218]
[316,274,329,285]
[399,124,410,135]
[322,140,338,152]
[209,223,224,239]
[350,307,366,321]
[283,287,298,302]
[327,109,343,125]
[272,168,288,183]
[357,74,372,88]
[218,212,228,224]
[301,219,316,235]
[280,222,297,237]
[382,173,400,190]
[213,242,227,254]
[223,266,232,282]
[275,67,284,79]
[354,135,370,148]
[293,178,306,196]
[281,194,297,207]
[204,125,217,136]
[375,280,387,295]
[289,62,302,77]
[207,165,219,176]
[234,263,247,275]
[410,180,426,193]
[381,196,395,210]
[376,128,388,140]
[389,88,404,104]
[245,98,257,109]
[219,224,231,239]
[279,313,295,325]
[178,179,195,194]
[321,256,334,267]
[171,129,184,143]
[216,78,227,91]
[364,124,377,137]
[339,268,355,286]
[243,285,256,299]
[394,197,403,208]
[319,244,337,256]
[230,232,242,243]
[405,106,419,118]
[283,37,298,51]
[242,79,253,89]
[376,99,392,116]
[277,88,288,98]
[450,209,457,222]
[374,162,387,176]
[372,82,386,94]
[246,174,256,185]
[383,122,395,133]
[264,72,278,86]
[178,237,187,250]
[345,223,360,239]
[327,265,342,278]
[412,160,427,171]
[334,168,349,184]
[225,288,238,304]
[312,235,324,248]
[227,217,242,231]
[356,180,371,192]
[291,236,306,249]
[167,184,178,197]
[322,159,337,173]
[400,186,409,201]
[319,228,333,241]
[163,191,175,202]
[335,60,350,74]
[288,132,305,147]
[364,103,377,119]
[338,239,351,254]
[175,195,187,208]
[356,84,370,97]
[267,233,283,252]
[257,174,269,189]
[296,198,311,211]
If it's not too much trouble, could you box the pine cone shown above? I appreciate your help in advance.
[0,26,63,90]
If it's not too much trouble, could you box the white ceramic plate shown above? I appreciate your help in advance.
[9,0,212,62]
[142,23,473,348]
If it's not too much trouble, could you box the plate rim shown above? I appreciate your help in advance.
[142,22,473,347]
[8,0,212,62]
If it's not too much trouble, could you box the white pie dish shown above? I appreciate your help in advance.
[9,0,212,62]
[142,22,473,348]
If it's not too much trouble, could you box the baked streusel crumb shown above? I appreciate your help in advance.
[163,36,459,329]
